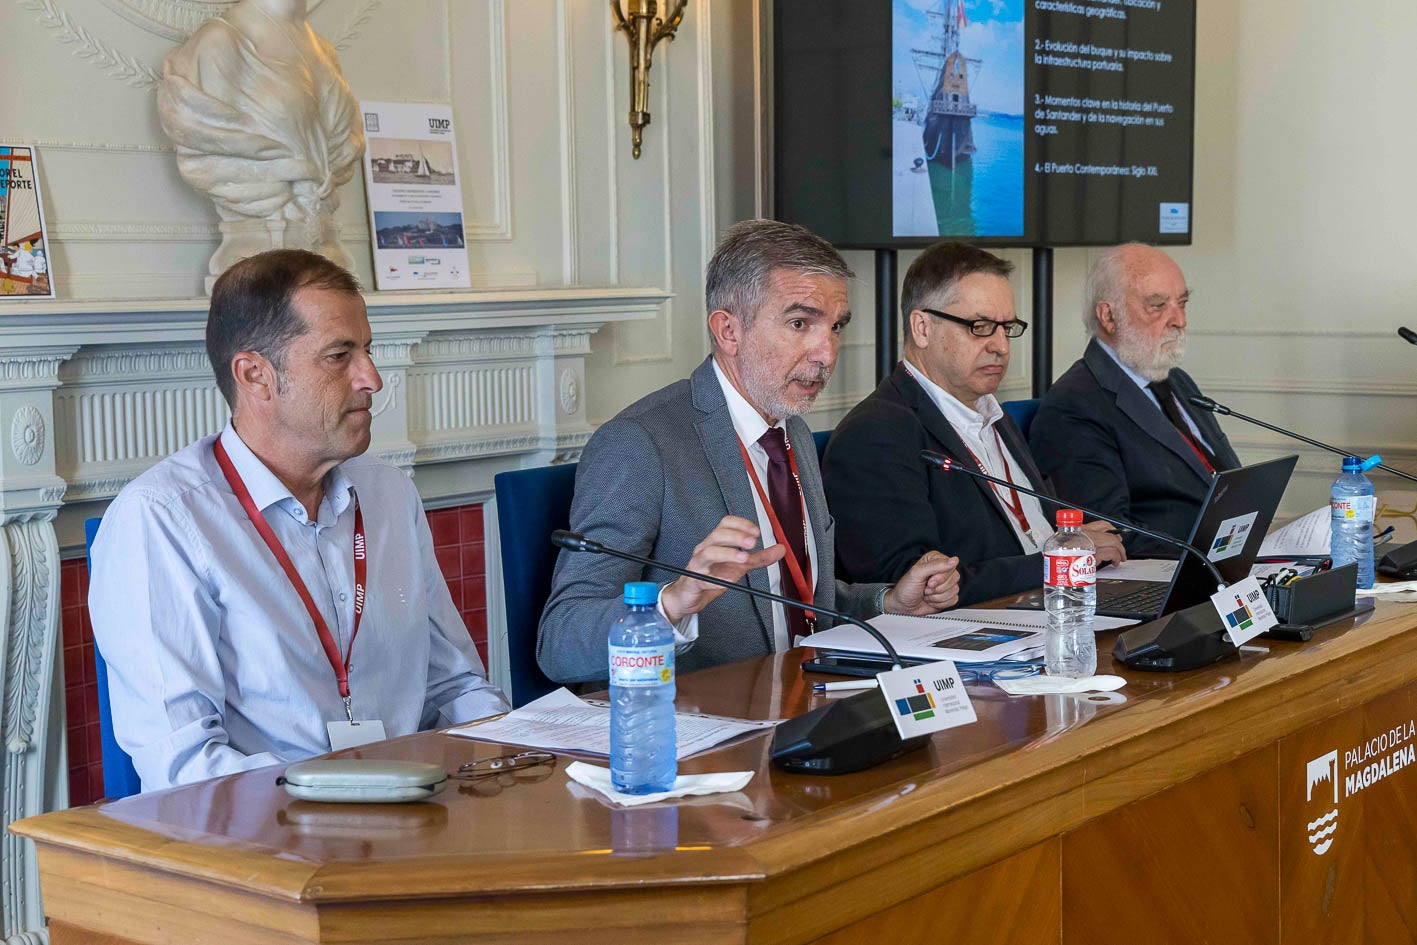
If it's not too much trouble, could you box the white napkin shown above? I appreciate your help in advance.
[1358,581,1417,597]
[565,761,753,807]
[994,674,1127,696]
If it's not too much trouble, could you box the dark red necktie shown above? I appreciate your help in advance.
[1147,378,1219,472]
[757,427,813,639]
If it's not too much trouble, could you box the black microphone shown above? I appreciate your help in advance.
[549,529,931,774]
[918,450,1227,591]
[1187,395,1417,485]
[920,450,1249,672]
[1399,326,1417,346]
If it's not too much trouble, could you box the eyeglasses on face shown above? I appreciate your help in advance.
[921,308,1029,338]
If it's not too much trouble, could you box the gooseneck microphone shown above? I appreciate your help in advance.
[550,529,904,668]
[1187,395,1417,485]
[550,529,928,774]
[921,451,1251,672]
[1399,326,1417,346]
[918,450,1227,591]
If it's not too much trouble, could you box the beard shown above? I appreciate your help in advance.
[737,336,833,421]
[1112,320,1188,382]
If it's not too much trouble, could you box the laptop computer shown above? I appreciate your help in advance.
[1016,454,1299,620]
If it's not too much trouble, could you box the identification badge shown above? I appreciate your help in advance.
[1210,576,1279,646]
[327,719,388,751]
[878,661,977,740]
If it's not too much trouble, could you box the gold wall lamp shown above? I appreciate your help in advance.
[610,0,688,159]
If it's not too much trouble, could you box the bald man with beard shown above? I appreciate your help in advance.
[1030,244,1241,557]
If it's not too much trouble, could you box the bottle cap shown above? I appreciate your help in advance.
[1055,509,1083,528]
[623,581,658,606]
[1342,455,1361,472]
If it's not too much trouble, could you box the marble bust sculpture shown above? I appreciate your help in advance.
[157,0,365,291]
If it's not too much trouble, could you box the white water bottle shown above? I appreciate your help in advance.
[1042,509,1097,678]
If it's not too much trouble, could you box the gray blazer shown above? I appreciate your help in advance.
[537,356,888,683]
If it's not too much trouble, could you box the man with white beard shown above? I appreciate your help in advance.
[537,220,961,683]
[1030,243,1240,557]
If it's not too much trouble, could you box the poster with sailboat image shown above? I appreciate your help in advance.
[892,0,1025,239]
[360,101,471,290]
[0,145,54,299]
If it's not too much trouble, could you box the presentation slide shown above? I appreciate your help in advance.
[775,0,1195,248]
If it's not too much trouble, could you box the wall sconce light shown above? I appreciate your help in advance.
[610,0,688,159]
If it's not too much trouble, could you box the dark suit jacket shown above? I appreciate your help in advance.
[822,363,1047,607]
[1030,339,1240,556]
[537,357,888,684]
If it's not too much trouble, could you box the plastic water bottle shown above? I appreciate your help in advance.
[1330,455,1376,589]
[1042,509,1097,677]
[608,581,677,794]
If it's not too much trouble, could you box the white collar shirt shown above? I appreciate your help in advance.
[88,423,508,792]
[903,360,1053,553]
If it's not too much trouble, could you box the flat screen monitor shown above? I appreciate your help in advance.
[774,0,1196,248]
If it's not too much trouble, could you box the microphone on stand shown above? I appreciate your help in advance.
[549,530,931,774]
[1398,326,1417,346]
[918,450,1227,590]
[919,451,1242,672]
[1187,395,1417,484]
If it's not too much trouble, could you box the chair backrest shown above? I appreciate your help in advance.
[812,429,831,463]
[1001,398,1042,438]
[85,516,142,800]
[493,464,578,707]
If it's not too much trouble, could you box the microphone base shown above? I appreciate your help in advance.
[1113,601,1238,672]
[770,689,931,774]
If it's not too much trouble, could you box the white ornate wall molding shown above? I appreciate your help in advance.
[0,283,663,943]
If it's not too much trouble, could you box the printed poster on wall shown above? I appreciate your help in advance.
[359,101,471,290]
[0,145,55,299]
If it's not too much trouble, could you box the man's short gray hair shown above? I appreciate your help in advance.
[704,219,853,343]
[1083,243,1145,336]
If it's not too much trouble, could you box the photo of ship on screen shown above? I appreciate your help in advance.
[892,0,1024,238]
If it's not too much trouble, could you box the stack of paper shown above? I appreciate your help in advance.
[449,689,776,759]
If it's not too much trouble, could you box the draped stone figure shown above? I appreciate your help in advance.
[157,0,365,291]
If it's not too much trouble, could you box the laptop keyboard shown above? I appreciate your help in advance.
[1100,582,1170,617]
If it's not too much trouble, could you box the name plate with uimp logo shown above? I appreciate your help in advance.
[878,661,977,740]
[1211,576,1279,646]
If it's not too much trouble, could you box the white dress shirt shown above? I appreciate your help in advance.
[89,425,508,791]
[1095,339,1214,451]
[903,361,1053,553]
[661,360,821,653]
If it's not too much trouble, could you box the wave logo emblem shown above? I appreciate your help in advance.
[1305,750,1339,856]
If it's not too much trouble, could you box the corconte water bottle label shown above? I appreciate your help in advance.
[1044,551,1096,588]
[1331,496,1376,525]
[609,644,675,687]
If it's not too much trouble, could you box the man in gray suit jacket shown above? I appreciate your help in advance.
[1031,244,1241,556]
[538,220,961,683]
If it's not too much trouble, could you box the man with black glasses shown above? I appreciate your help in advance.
[823,242,1126,605]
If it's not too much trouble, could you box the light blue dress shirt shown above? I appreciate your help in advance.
[89,425,508,791]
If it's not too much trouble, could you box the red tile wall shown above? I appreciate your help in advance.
[61,501,489,807]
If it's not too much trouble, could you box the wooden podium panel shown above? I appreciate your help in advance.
[14,601,1417,945]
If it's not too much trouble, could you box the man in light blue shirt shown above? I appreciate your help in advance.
[89,250,507,791]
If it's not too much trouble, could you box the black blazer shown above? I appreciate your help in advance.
[1030,339,1240,556]
[823,363,1048,606]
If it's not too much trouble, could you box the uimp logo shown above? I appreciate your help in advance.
[428,117,451,134]
[1305,750,1339,856]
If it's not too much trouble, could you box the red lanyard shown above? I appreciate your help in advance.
[213,438,367,720]
[736,437,815,614]
[963,428,1032,536]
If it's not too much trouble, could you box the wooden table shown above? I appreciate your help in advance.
[14,600,1417,944]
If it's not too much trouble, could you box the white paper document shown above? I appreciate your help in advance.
[801,609,1139,664]
[1098,558,1178,583]
[449,688,776,760]
[1259,506,1331,557]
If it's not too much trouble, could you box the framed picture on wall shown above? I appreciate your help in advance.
[0,145,54,299]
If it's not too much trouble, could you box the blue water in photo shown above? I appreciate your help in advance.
[927,112,1023,238]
